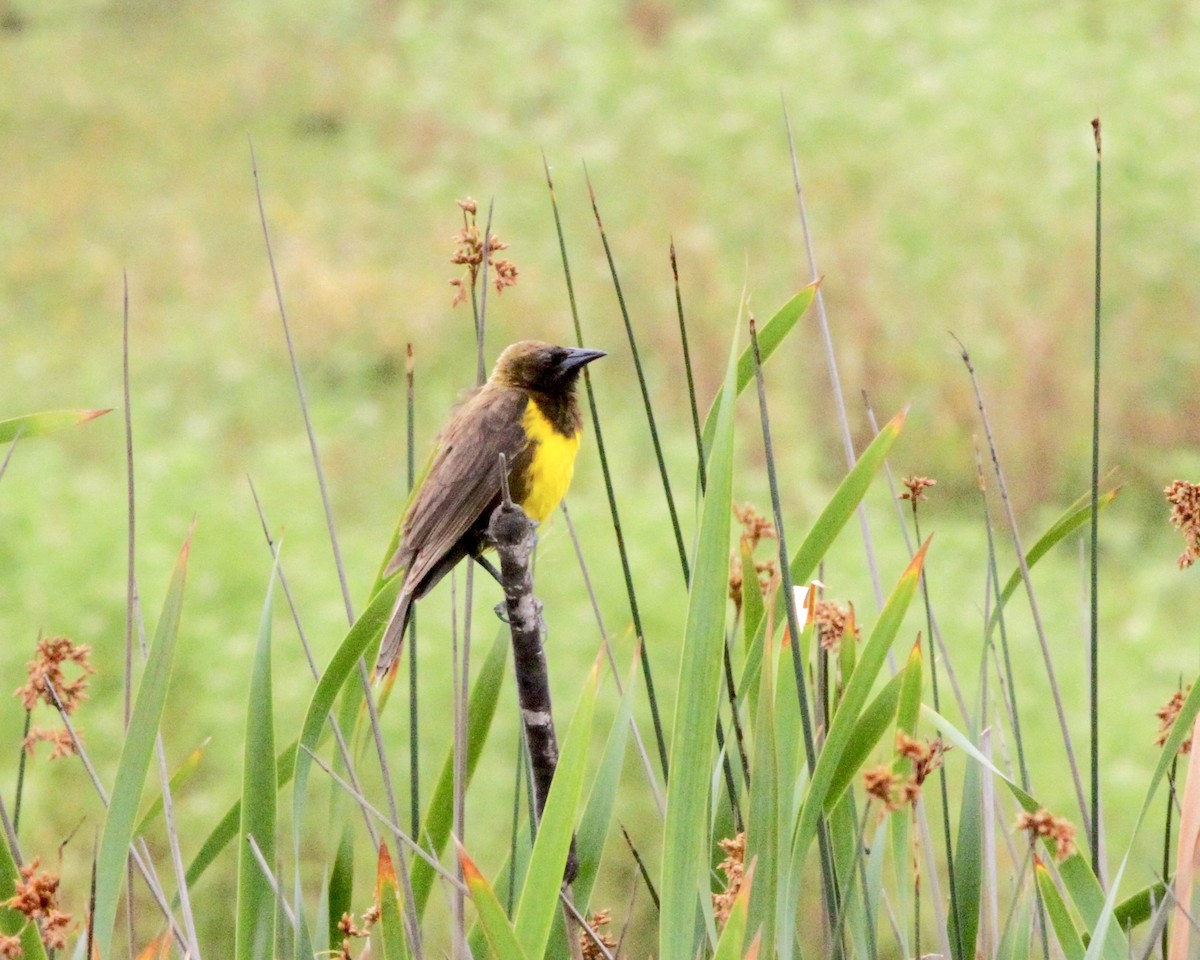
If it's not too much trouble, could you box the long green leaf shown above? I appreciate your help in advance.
[460,843,529,960]
[952,719,984,960]
[988,487,1119,634]
[411,629,508,917]
[572,651,639,910]
[823,671,904,812]
[0,408,111,443]
[289,577,401,926]
[745,632,778,960]
[888,638,923,960]
[376,843,411,960]
[135,737,211,836]
[236,557,279,960]
[94,530,192,959]
[791,541,929,867]
[1037,861,1086,960]
[699,284,818,454]
[660,322,739,960]
[513,659,599,960]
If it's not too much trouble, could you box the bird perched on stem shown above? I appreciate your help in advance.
[375,340,605,676]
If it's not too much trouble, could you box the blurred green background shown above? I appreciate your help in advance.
[3,0,1200,951]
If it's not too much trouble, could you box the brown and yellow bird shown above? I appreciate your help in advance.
[375,340,605,675]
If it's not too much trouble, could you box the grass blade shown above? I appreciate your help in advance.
[699,284,818,455]
[1036,860,1086,960]
[410,629,508,917]
[824,671,905,813]
[791,541,929,867]
[0,408,111,443]
[375,843,411,960]
[513,659,599,960]
[93,529,192,959]
[659,320,739,960]
[459,843,529,960]
[135,738,211,836]
[236,556,280,960]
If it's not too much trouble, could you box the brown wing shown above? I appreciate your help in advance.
[385,384,530,593]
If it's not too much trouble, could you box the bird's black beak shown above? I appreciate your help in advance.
[558,347,606,375]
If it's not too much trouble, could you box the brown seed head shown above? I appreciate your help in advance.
[580,909,618,960]
[14,636,94,714]
[711,833,746,929]
[814,600,858,653]
[1165,480,1200,569]
[1015,808,1077,862]
[1154,685,1193,753]
[900,475,937,505]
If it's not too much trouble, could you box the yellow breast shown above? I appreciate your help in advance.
[519,399,581,522]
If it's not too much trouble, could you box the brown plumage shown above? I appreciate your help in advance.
[375,340,604,675]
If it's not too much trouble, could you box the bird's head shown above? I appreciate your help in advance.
[491,340,606,393]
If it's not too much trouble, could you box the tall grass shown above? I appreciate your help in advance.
[3,138,1199,959]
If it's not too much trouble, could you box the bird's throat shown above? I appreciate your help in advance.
[518,398,581,523]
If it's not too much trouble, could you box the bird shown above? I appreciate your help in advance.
[374,339,605,676]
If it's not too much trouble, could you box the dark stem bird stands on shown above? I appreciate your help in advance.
[488,481,580,885]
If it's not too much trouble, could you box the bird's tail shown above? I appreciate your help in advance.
[375,589,414,680]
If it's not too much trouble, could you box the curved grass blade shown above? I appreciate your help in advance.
[513,659,599,960]
[572,650,639,911]
[376,843,411,960]
[93,529,192,959]
[135,738,211,837]
[953,719,984,960]
[289,577,401,923]
[1036,860,1086,960]
[236,557,280,960]
[0,408,111,443]
[790,540,929,867]
[660,321,739,960]
[745,633,778,960]
[411,629,508,917]
[823,670,905,813]
[185,739,301,891]
[459,843,529,960]
[988,488,1119,634]
[700,284,818,454]
[1111,880,1167,931]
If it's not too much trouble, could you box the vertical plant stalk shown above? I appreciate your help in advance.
[488,455,579,884]
[748,315,840,935]
[783,100,885,611]
[1088,115,1104,878]
[250,140,355,626]
[955,337,1093,844]
[910,507,963,960]
[670,240,706,493]
[542,154,670,782]
[584,168,691,584]
[121,272,139,958]
[406,342,421,840]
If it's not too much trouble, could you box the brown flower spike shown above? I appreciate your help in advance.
[1165,480,1200,568]
[14,636,94,714]
[711,833,746,929]
[901,475,937,505]
[814,600,859,653]
[1015,808,1077,862]
[448,197,519,308]
[1154,685,1193,754]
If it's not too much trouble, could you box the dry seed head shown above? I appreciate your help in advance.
[1165,480,1200,569]
[900,475,937,505]
[711,833,746,929]
[14,636,95,714]
[580,909,618,960]
[1154,685,1193,753]
[22,726,78,761]
[814,600,858,653]
[1015,808,1077,862]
